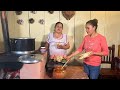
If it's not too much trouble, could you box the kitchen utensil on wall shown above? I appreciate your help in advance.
[15,11,22,15]
[29,18,35,24]
[30,11,37,14]
[38,19,45,24]
[62,11,75,20]
[17,19,24,25]
[48,11,54,14]
[10,38,35,55]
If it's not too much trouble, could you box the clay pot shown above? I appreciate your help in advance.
[62,11,75,20]
[52,65,66,79]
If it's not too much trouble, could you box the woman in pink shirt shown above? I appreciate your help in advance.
[67,19,109,79]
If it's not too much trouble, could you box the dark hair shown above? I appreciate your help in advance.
[54,22,63,29]
[86,19,98,31]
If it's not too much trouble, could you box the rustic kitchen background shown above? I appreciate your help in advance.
[0,11,120,67]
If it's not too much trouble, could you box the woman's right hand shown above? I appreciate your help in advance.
[65,55,72,61]
[57,44,63,49]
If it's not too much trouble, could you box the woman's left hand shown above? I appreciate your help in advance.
[90,51,94,56]
[88,51,94,57]
[78,51,94,59]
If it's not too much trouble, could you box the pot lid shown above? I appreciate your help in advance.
[18,54,43,64]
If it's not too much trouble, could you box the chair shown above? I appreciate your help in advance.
[113,45,120,79]
[114,57,120,79]
[100,44,117,79]
[118,45,120,58]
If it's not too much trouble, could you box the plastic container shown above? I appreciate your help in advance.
[40,47,46,54]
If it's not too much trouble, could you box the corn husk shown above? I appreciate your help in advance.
[54,56,63,62]
[79,52,92,59]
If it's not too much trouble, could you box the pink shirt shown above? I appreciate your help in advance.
[77,34,109,66]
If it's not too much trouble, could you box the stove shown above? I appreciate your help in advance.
[0,52,23,70]
[0,11,23,70]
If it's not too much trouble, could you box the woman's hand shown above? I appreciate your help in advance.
[78,51,93,59]
[57,44,63,49]
[89,51,94,56]
[56,43,70,50]
[65,56,72,61]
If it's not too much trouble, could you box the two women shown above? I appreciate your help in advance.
[46,19,109,79]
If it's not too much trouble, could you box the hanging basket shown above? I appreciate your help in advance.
[62,11,75,20]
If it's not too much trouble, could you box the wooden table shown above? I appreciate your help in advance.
[45,66,89,79]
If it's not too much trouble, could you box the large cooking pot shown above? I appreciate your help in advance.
[10,38,35,55]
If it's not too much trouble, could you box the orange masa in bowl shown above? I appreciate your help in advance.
[52,65,66,79]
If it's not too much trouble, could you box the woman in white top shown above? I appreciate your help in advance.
[46,22,70,58]
[45,22,70,75]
